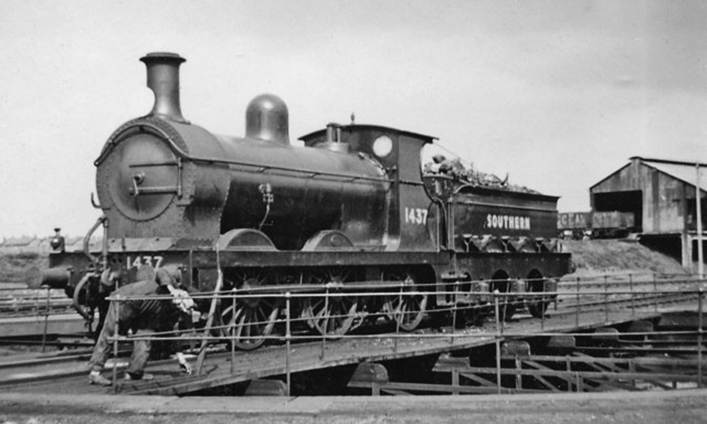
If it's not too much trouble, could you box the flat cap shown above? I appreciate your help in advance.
[155,264,182,286]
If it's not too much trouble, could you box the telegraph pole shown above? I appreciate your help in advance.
[697,163,704,278]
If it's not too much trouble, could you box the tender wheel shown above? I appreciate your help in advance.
[221,271,280,351]
[526,270,550,319]
[527,286,550,318]
[527,301,549,318]
[382,270,428,331]
[301,268,359,337]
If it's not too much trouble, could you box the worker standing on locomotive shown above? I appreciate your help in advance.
[87,265,195,386]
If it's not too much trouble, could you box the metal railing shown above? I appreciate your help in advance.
[104,274,706,394]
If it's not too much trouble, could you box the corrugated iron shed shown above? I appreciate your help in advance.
[589,156,707,270]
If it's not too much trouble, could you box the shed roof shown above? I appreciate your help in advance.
[643,161,704,189]
[591,156,707,191]
[635,156,707,190]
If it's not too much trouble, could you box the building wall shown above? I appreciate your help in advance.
[590,159,690,235]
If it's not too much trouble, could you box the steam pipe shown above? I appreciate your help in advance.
[83,216,106,267]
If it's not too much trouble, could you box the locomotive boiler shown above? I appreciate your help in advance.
[96,53,391,251]
[43,52,571,350]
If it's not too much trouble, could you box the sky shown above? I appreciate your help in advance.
[1,0,706,237]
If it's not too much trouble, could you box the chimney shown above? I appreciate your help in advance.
[140,52,187,123]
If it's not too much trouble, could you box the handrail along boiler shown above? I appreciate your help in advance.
[43,52,571,349]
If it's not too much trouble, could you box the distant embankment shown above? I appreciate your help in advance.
[563,239,687,277]
[0,252,47,285]
[0,235,84,286]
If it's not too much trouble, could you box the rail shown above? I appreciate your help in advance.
[0,285,76,351]
[102,275,706,394]
[0,287,71,316]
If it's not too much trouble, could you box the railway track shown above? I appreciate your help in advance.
[0,348,94,370]
[555,291,696,315]
[0,345,136,388]
[0,350,94,387]
[0,286,72,317]
[0,285,87,342]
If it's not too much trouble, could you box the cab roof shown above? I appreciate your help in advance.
[298,124,437,146]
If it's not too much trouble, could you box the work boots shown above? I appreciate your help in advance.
[88,370,112,386]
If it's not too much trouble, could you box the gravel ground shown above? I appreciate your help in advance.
[1,390,707,424]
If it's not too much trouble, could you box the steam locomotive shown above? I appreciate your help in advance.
[43,52,571,349]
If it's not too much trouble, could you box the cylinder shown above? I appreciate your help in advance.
[39,267,71,289]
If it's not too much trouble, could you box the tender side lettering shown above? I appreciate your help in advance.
[485,214,531,230]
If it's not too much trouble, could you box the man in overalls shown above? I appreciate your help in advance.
[88,266,194,385]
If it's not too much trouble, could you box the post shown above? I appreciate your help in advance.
[554,281,559,311]
[494,290,502,394]
[394,282,403,354]
[196,268,224,375]
[371,382,380,396]
[112,295,120,392]
[653,272,658,313]
[230,289,236,374]
[697,163,704,278]
[603,275,609,322]
[699,288,703,388]
[565,356,572,392]
[514,355,522,390]
[575,277,580,328]
[451,282,457,345]
[540,291,545,331]
[41,286,51,352]
[629,273,635,316]
[494,289,504,336]
[320,287,329,359]
[285,291,291,397]
[451,369,459,395]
